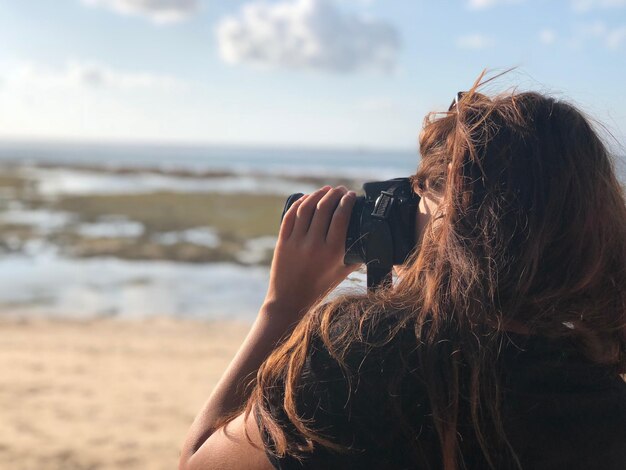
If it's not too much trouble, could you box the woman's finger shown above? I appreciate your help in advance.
[279,194,308,240]
[326,191,356,246]
[292,186,332,238]
[307,187,347,241]
[338,262,361,279]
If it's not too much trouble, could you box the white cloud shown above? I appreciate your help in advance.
[216,0,400,73]
[0,60,187,142]
[456,33,495,49]
[606,26,626,47]
[539,29,557,44]
[2,60,181,91]
[574,20,626,48]
[81,0,199,24]
[468,0,523,10]
[571,0,626,12]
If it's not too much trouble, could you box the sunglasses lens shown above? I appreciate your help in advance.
[449,91,465,111]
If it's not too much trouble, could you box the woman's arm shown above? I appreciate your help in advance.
[178,303,299,469]
[180,298,318,469]
[179,185,357,470]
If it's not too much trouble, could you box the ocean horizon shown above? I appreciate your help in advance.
[0,141,386,320]
[0,139,623,321]
[0,139,421,181]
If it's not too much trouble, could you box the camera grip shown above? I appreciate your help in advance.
[280,193,305,225]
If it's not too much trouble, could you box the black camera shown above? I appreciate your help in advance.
[281,177,420,289]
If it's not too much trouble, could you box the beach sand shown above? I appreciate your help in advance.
[0,316,251,470]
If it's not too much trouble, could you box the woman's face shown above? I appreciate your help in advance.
[415,191,441,244]
[394,189,441,278]
[414,162,449,243]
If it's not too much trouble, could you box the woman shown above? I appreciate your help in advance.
[179,74,626,470]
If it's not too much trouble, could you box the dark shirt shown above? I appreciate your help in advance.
[256,320,626,470]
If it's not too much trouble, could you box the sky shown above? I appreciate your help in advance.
[0,0,624,150]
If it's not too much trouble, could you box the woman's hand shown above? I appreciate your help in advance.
[181,186,358,470]
[262,185,359,325]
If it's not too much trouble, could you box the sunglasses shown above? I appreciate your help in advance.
[448,91,465,111]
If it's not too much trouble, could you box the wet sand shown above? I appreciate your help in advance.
[0,316,251,470]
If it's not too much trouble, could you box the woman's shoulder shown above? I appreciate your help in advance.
[258,307,436,469]
[303,305,424,391]
[308,307,421,382]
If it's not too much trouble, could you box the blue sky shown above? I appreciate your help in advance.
[0,0,624,150]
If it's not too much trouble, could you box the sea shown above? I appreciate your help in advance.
[0,140,420,321]
[0,140,623,322]
[0,140,418,180]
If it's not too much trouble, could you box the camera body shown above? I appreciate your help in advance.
[281,177,420,289]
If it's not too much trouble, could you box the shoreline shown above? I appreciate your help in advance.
[0,316,251,470]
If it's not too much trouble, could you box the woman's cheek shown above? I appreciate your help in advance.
[415,198,431,243]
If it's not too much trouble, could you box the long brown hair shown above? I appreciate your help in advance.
[245,72,626,469]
